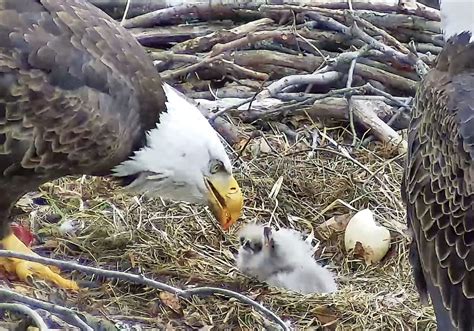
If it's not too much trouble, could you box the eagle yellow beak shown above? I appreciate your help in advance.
[205,173,243,230]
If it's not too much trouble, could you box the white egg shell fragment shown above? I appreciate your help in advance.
[344,209,391,264]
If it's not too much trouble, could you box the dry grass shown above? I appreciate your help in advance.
[5,122,436,330]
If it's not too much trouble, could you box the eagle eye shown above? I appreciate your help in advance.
[210,160,224,174]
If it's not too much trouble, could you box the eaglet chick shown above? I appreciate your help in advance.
[236,224,337,294]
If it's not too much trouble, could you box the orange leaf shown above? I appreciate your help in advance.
[159,292,183,315]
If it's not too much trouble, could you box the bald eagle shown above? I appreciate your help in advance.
[402,0,474,329]
[0,0,243,290]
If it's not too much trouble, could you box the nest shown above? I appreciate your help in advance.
[1,126,434,330]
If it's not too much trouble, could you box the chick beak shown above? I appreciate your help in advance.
[205,173,243,230]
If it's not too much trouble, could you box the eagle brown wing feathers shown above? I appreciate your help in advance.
[403,32,474,331]
[0,0,164,181]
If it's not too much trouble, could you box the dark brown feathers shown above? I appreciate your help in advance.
[0,0,165,233]
[403,31,474,331]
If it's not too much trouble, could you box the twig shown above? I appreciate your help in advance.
[259,2,440,21]
[171,18,274,54]
[349,20,416,67]
[221,59,270,80]
[0,289,93,331]
[236,131,262,158]
[190,90,412,105]
[160,54,225,80]
[121,2,260,28]
[347,12,430,77]
[150,51,200,64]
[302,11,351,35]
[302,42,371,93]
[346,57,358,146]
[307,84,369,104]
[327,44,372,67]
[210,30,297,57]
[259,71,343,99]
[351,61,417,92]
[209,97,254,120]
[313,127,351,158]
[350,14,411,54]
[338,40,370,146]
[232,49,325,77]
[365,83,412,109]
[344,0,359,148]
[247,84,370,122]
[351,98,408,154]
[358,83,412,146]
[0,303,49,331]
[0,251,290,331]
[120,0,132,25]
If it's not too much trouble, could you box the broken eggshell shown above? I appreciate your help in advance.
[344,209,391,264]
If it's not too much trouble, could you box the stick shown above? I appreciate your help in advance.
[245,84,369,122]
[311,95,410,128]
[0,303,49,331]
[259,71,343,99]
[259,1,440,21]
[160,54,225,80]
[346,57,358,146]
[350,14,411,54]
[188,89,411,105]
[119,0,132,25]
[351,99,408,154]
[121,2,260,28]
[0,289,93,331]
[0,251,289,331]
[171,18,274,54]
[221,59,270,80]
[365,83,411,109]
[210,30,297,57]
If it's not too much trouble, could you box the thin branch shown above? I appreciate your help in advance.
[365,83,412,109]
[171,18,274,54]
[120,0,132,25]
[350,14,411,54]
[0,289,93,331]
[210,30,296,57]
[189,90,412,107]
[346,57,358,146]
[161,54,225,80]
[121,2,262,29]
[221,59,269,80]
[248,84,371,122]
[0,251,289,331]
[0,303,49,331]
[260,71,343,99]
[209,97,254,120]
[327,44,372,67]
[345,0,358,148]
[347,12,430,77]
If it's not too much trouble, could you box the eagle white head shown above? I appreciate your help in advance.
[112,83,243,230]
[440,0,474,41]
